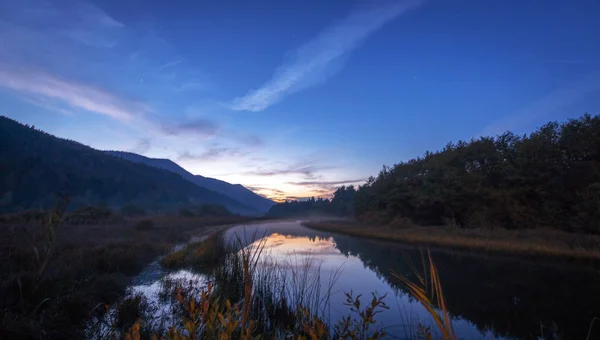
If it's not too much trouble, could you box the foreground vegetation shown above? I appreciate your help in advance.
[0,201,262,338]
[303,221,600,263]
[90,232,458,340]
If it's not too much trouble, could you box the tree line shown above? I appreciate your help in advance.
[266,186,356,217]
[350,113,600,233]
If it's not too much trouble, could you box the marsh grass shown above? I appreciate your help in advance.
[303,222,600,263]
[0,203,261,338]
[392,251,456,340]
[160,231,228,272]
[106,230,390,339]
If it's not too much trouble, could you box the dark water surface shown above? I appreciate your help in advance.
[129,221,600,339]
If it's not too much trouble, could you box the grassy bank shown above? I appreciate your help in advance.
[0,208,263,339]
[303,221,600,263]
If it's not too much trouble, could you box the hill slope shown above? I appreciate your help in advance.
[104,151,275,213]
[0,116,257,215]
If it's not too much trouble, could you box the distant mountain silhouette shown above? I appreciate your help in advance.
[0,116,257,215]
[104,151,275,213]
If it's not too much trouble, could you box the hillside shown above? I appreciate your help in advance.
[104,151,275,213]
[0,116,257,215]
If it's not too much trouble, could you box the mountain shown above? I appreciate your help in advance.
[0,116,257,215]
[104,151,275,213]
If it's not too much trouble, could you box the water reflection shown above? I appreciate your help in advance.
[225,222,499,339]
[329,234,600,340]
[116,221,600,339]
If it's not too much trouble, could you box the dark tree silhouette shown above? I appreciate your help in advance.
[353,113,600,233]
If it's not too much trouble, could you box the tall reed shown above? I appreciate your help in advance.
[392,251,456,340]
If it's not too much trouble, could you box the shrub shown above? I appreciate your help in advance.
[66,206,120,225]
[115,294,153,331]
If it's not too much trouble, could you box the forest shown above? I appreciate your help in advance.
[270,113,600,233]
[353,113,600,233]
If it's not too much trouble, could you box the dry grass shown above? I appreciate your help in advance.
[392,251,456,340]
[108,231,389,340]
[0,212,264,338]
[303,222,600,263]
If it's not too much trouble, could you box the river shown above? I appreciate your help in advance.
[124,220,600,339]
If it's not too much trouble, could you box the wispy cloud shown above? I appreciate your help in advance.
[22,97,76,116]
[514,58,586,64]
[177,146,248,162]
[480,72,600,136]
[244,186,293,202]
[1,0,124,49]
[287,178,366,198]
[231,0,425,112]
[129,138,152,154]
[244,165,334,179]
[160,119,220,137]
[0,63,149,122]
[237,135,264,147]
[159,59,183,72]
[288,179,366,186]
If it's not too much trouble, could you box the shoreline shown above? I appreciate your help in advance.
[302,221,600,266]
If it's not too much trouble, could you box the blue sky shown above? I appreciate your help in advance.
[1,0,599,201]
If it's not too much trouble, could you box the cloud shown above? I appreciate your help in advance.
[129,138,152,154]
[159,59,183,72]
[160,119,220,137]
[0,0,124,49]
[237,135,264,147]
[480,72,600,136]
[286,178,366,199]
[246,186,286,196]
[22,97,76,116]
[0,63,149,122]
[288,179,366,186]
[230,0,425,112]
[244,165,334,179]
[515,58,585,64]
[177,146,248,162]
[244,186,293,202]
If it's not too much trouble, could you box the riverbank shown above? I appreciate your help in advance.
[0,214,264,338]
[303,221,600,264]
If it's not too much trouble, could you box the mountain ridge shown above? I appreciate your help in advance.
[0,116,258,215]
[104,151,275,213]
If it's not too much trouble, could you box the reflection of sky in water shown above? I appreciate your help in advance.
[226,222,504,339]
[107,221,504,339]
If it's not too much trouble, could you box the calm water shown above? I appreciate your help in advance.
[126,221,600,340]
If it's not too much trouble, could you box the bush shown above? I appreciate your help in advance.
[66,206,120,225]
[115,294,154,331]
[134,219,154,231]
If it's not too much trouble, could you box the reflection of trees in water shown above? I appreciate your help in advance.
[329,234,600,340]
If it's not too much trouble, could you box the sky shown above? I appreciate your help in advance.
[1,0,599,201]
